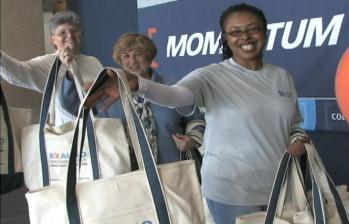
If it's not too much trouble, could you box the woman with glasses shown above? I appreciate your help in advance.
[0,10,102,125]
[87,4,309,223]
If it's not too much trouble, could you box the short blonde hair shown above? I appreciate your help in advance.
[113,33,157,66]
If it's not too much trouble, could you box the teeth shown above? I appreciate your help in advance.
[241,44,254,51]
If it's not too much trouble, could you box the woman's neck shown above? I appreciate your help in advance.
[141,68,153,80]
[233,58,263,71]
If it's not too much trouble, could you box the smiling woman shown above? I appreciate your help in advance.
[106,33,206,167]
[0,10,103,125]
[85,4,309,224]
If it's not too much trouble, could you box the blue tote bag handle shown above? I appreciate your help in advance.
[38,57,100,186]
[65,68,171,224]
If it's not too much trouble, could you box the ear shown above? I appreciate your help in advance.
[50,35,58,49]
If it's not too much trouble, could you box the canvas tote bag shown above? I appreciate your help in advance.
[237,145,349,224]
[305,142,349,224]
[21,58,130,190]
[25,68,205,224]
[236,152,313,224]
[0,85,37,194]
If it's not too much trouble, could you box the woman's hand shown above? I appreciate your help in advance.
[58,47,74,68]
[84,68,139,111]
[172,133,199,151]
[287,136,309,156]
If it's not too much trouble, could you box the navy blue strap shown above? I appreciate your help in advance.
[265,152,291,223]
[326,175,349,223]
[131,105,170,223]
[60,72,100,179]
[39,57,100,186]
[66,70,170,224]
[265,152,328,224]
[39,57,61,186]
[117,70,170,223]
[0,86,24,194]
[306,145,349,224]
[0,86,15,174]
[66,72,108,224]
[66,109,88,224]
[311,174,326,224]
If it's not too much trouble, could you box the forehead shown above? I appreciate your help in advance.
[121,44,145,53]
[54,23,77,30]
[224,11,262,28]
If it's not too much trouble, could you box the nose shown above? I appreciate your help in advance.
[239,31,251,40]
[130,54,138,63]
[65,30,74,38]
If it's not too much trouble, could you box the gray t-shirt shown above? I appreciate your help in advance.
[177,58,303,205]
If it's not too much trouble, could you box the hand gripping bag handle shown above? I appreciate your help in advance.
[65,68,171,224]
[38,57,101,186]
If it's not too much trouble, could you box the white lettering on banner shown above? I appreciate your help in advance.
[166,14,345,57]
[331,113,346,121]
[167,31,220,57]
[268,14,344,50]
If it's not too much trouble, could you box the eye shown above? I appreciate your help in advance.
[226,30,243,37]
[248,27,262,34]
[121,53,130,59]
[56,31,67,37]
[135,52,144,57]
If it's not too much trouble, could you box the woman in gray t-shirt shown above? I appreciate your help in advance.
[86,3,309,224]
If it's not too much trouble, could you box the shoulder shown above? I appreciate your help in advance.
[264,63,293,80]
[264,63,290,75]
[76,54,103,68]
[152,70,178,85]
[29,53,56,63]
[189,59,231,77]
[264,63,295,86]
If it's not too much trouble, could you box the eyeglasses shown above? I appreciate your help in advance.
[225,27,263,38]
[53,28,81,37]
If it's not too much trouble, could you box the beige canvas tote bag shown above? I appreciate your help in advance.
[25,68,205,224]
[21,58,130,190]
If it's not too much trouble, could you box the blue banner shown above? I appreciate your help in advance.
[138,0,349,131]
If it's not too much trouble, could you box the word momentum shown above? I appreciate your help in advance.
[166,14,345,57]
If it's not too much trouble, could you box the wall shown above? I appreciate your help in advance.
[70,0,139,67]
[0,0,44,108]
[1,1,45,223]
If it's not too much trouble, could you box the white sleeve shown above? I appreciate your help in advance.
[0,51,53,92]
[137,76,195,108]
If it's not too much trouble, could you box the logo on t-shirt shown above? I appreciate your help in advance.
[278,90,291,97]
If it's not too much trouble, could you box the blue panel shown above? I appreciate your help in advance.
[298,98,316,130]
[316,99,349,132]
[70,0,139,67]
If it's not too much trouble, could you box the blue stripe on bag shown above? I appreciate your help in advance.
[39,57,100,186]
[265,152,291,223]
[39,57,61,186]
[0,86,24,194]
[65,70,171,224]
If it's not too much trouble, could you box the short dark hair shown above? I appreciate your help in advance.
[219,3,267,60]
[48,10,81,34]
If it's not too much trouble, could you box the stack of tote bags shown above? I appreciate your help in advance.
[25,58,205,223]
[1,85,37,194]
[236,141,349,224]
[20,57,131,191]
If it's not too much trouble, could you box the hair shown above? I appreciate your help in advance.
[112,33,157,66]
[48,10,81,34]
[218,3,267,60]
